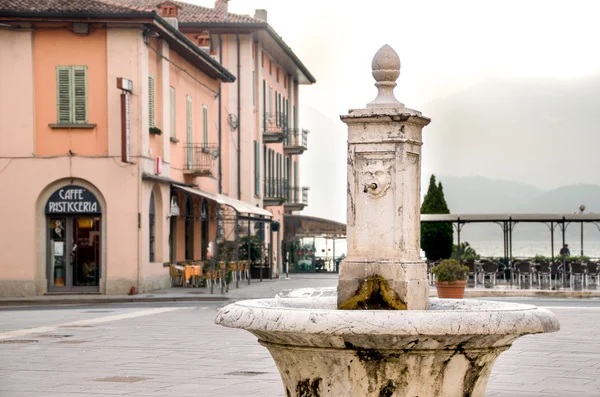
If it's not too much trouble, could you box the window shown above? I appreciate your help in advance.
[262,79,266,131]
[269,86,273,117]
[202,105,208,147]
[252,70,255,108]
[56,66,88,124]
[148,75,155,128]
[149,191,156,262]
[186,96,192,168]
[276,68,279,83]
[269,59,272,75]
[275,92,279,126]
[170,87,176,138]
[196,31,210,47]
[254,141,260,196]
[284,75,287,89]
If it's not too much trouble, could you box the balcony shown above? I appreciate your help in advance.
[284,186,309,212]
[263,178,287,207]
[183,143,218,177]
[284,128,308,155]
[263,112,286,143]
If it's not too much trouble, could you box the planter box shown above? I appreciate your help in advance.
[250,264,272,279]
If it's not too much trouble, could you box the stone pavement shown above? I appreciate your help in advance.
[0,292,600,395]
[2,273,599,306]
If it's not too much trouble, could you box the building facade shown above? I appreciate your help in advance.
[0,0,314,296]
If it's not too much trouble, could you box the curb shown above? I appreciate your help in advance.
[0,295,230,307]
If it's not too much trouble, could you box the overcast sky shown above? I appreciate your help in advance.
[192,0,600,222]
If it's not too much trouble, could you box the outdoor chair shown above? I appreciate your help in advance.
[585,262,600,288]
[482,262,498,287]
[569,262,585,290]
[516,261,533,289]
[465,261,478,287]
[228,262,238,283]
[537,262,551,289]
[169,264,184,287]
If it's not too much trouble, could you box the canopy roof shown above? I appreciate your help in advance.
[422,213,600,223]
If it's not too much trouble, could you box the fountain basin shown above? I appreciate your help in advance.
[216,296,559,397]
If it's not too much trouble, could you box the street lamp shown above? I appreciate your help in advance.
[578,204,586,257]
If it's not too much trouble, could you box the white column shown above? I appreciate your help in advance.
[338,45,431,310]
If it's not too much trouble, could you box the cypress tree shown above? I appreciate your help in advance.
[420,175,454,260]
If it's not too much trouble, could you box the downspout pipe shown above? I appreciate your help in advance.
[218,34,223,194]
[236,31,241,200]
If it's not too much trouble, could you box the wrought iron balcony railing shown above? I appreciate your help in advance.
[264,178,288,199]
[286,186,309,206]
[263,112,288,143]
[284,128,308,155]
[183,143,218,177]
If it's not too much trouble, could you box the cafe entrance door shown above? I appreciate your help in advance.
[48,217,101,292]
[45,185,102,293]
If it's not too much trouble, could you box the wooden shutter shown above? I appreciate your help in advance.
[252,70,255,108]
[170,87,176,138]
[56,66,71,124]
[202,105,208,147]
[254,141,260,196]
[148,76,155,128]
[72,66,87,124]
[186,96,193,168]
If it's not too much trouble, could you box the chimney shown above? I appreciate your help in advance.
[215,0,229,20]
[254,9,267,22]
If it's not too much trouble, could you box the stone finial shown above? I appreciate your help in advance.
[367,45,404,109]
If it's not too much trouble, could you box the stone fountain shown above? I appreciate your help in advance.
[216,45,559,397]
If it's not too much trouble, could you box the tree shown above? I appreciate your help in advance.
[420,175,453,260]
[451,242,480,261]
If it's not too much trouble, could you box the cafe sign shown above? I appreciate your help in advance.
[45,185,101,215]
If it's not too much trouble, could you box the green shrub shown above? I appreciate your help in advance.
[431,259,470,282]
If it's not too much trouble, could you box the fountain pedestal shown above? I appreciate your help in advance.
[216,45,560,397]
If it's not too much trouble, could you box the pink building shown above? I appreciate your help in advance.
[0,0,314,296]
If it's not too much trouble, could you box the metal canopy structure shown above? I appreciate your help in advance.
[283,215,347,274]
[421,213,600,279]
[283,214,346,242]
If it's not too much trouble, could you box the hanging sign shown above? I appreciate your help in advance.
[121,92,131,163]
[45,185,101,215]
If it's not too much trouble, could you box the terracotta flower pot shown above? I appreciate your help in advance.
[435,280,467,299]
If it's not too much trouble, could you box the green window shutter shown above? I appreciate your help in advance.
[269,86,272,116]
[148,76,155,128]
[72,66,87,124]
[56,66,71,124]
[202,105,208,147]
[262,79,266,130]
[293,106,297,131]
[252,70,255,108]
[186,96,193,168]
[254,141,260,196]
[170,87,176,138]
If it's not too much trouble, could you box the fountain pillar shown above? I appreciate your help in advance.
[338,45,431,310]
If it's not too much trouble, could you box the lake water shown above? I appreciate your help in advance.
[304,238,600,260]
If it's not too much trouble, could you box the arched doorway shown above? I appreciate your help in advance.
[45,185,101,292]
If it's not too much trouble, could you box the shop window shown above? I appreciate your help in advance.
[149,191,156,262]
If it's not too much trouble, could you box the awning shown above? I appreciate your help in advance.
[173,185,272,219]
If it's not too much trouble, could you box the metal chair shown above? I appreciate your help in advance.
[516,261,533,289]
[465,261,478,287]
[537,262,551,289]
[585,261,600,288]
[569,262,585,290]
[482,262,498,287]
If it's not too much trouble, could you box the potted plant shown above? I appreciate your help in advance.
[431,259,469,299]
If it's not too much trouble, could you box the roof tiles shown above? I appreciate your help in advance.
[0,0,151,14]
